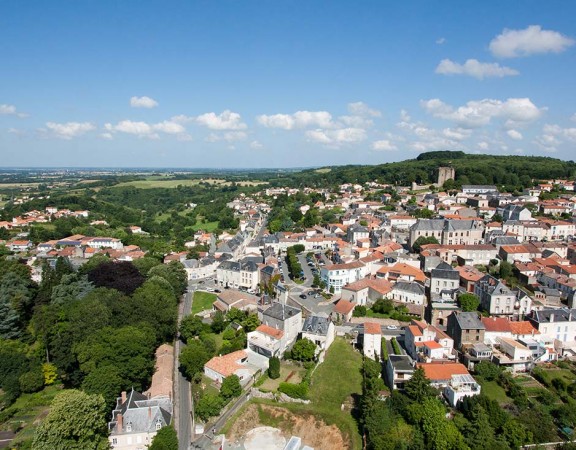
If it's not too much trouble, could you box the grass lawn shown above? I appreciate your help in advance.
[223,337,363,449]
[260,362,306,392]
[477,378,512,405]
[191,220,220,232]
[542,368,576,384]
[192,291,217,314]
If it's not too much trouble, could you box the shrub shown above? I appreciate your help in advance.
[278,382,308,399]
[381,337,389,361]
[391,338,401,355]
[268,356,280,379]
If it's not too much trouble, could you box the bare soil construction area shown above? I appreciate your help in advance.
[226,403,349,450]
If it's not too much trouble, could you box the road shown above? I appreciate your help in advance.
[175,286,194,450]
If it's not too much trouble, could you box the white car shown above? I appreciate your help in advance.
[386,325,398,330]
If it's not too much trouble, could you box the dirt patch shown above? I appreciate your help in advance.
[227,403,349,450]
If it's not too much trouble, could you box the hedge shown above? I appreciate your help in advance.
[278,381,309,399]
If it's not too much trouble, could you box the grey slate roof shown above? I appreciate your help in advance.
[530,308,576,323]
[264,303,300,321]
[302,316,331,336]
[431,262,460,280]
[109,388,172,436]
[218,260,259,272]
[388,355,414,371]
[454,312,485,330]
[393,281,425,295]
[477,274,514,296]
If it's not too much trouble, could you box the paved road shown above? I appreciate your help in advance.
[176,287,194,450]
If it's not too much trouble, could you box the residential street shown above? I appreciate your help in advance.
[175,286,194,450]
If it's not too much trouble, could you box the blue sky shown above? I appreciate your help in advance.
[1,1,575,168]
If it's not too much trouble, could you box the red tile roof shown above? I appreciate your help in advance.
[481,317,512,333]
[509,321,540,335]
[255,324,284,339]
[417,362,469,381]
[364,322,382,335]
[334,299,355,315]
[205,350,248,378]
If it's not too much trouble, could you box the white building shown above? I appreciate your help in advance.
[363,322,382,360]
[108,389,172,450]
[320,260,366,293]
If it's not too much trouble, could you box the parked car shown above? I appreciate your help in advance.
[299,294,307,299]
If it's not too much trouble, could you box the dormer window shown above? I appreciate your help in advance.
[126,422,132,432]
[155,420,162,431]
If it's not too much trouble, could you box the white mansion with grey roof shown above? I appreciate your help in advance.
[409,219,484,248]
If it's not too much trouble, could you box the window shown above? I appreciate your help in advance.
[156,422,162,431]
[112,438,117,445]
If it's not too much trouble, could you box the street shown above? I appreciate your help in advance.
[176,286,194,450]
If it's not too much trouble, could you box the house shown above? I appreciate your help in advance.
[246,303,303,360]
[213,290,259,312]
[108,389,172,450]
[443,373,482,407]
[417,362,470,388]
[492,337,533,373]
[376,262,426,283]
[204,350,256,384]
[499,243,541,263]
[363,322,382,360]
[474,274,532,318]
[404,320,454,361]
[385,355,415,390]
[300,316,335,355]
[446,312,486,350]
[527,308,576,356]
[333,299,356,323]
[409,218,484,248]
[481,316,513,345]
[340,278,393,306]
[462,185,498,194]
[216,260,260,290]
[502,204,532,222]
[320,260,367,293]
[144,344,174,400]
[389,281,426,307]
[430,262,460,297]
[7,240,33,252]
[455,266,484,293]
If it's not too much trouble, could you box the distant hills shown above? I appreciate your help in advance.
[270,151,576,190]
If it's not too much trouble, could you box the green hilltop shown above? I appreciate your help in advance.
[269,151,576,190]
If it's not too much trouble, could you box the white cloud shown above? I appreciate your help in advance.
[436,37,446,45]
[571,113,576,122]
[170,114,195,124]
[305,127,366,146]
[347,101,381,117]
[435,59,519,79]
[130,96,159,108]
[0,103,28,118]
[400,109,411,122]
[507,129,523,140]
[371,140,397,151]
[421,97,543,128]
[257,110,333,130]
[100,132,114,140]
[44,121,95,139]
[250,140,263,149]
[196,110,247,130]
[442,128,472,141]
[104,119,187,139]
[152,120,186,135]
[489,25,574,58]
[477,141,489,150]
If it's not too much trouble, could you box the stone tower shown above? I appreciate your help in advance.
[437,166,455,186]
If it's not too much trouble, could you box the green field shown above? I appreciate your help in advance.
[192,290,217,314]
[114,178,266,189]
[191,220,220,232]
[260,362,306,392]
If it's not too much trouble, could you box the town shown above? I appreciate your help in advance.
[1,160,576,450]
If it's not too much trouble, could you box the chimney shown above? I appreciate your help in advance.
[117,413,123,431]
[121,391,127,404]
[148,406,152,421]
